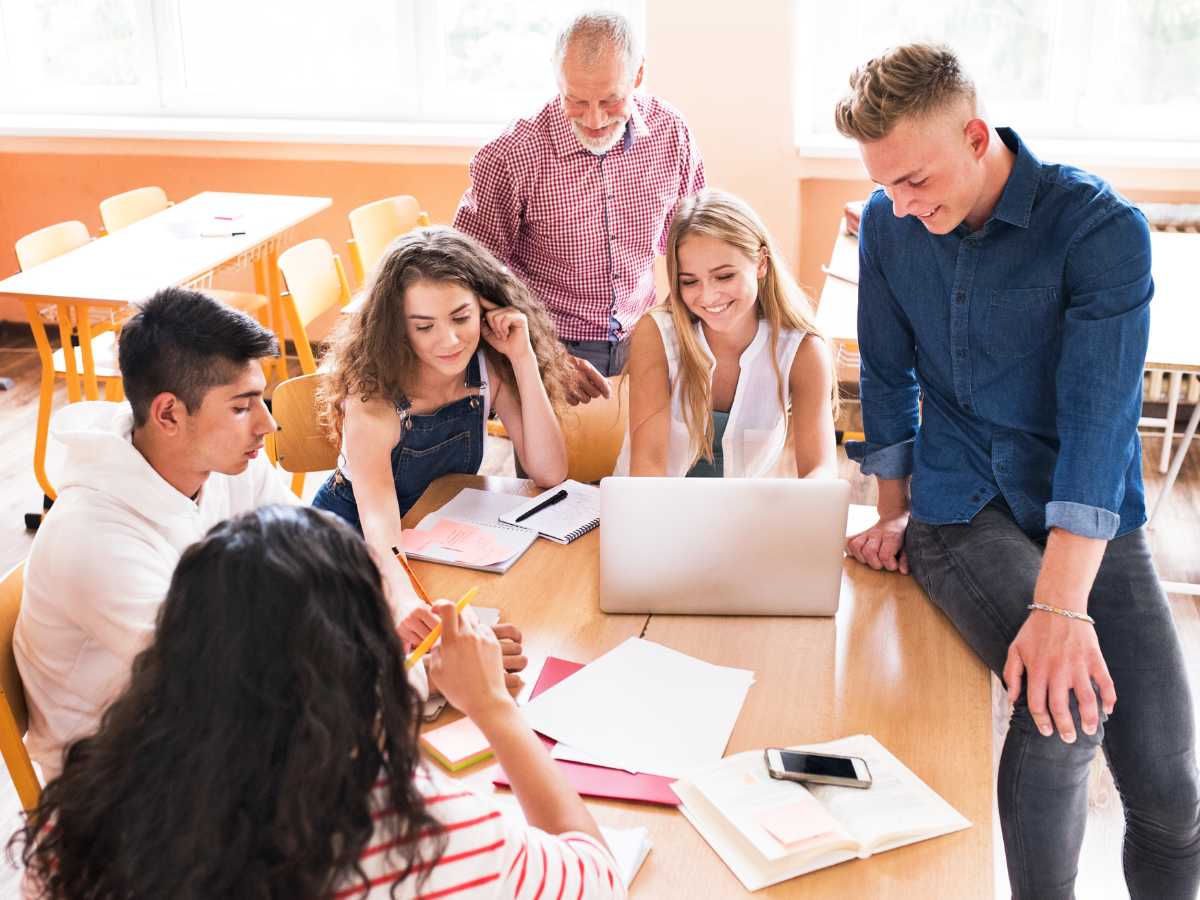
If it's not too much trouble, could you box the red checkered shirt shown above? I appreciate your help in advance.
[454,93,705,342]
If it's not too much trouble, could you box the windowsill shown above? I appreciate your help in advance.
[0,114,496,164]
[794,133,1200,190]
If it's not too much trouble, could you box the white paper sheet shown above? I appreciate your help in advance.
[521,638,755,778]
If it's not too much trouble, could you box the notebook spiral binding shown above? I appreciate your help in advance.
[562,518,600,543]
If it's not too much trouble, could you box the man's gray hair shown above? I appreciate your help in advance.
[553,10,642,81]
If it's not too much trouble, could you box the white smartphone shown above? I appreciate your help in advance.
[764,748,872,789]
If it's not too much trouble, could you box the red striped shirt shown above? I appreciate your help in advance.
[330,768,626,899]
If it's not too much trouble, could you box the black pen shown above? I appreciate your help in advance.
[514,488,568,523]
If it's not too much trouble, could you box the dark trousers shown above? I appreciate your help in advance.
[905,502,1200,899]
[561,337,631,378]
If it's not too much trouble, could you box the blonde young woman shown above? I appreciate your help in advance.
[314,226,573,643]
[618,189,837,478]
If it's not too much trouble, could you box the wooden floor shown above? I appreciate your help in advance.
[1,324,1198,897]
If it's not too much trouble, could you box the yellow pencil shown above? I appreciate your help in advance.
[391,544,432,605]
[404,586,479,671]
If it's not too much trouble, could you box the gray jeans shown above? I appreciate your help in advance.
[561,338,630,378]
[906,501,1200,899]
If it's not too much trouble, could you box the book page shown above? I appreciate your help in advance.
[794,735,970,852]
[688,749,857,863]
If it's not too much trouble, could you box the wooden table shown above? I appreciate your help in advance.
[406,474,994,898]
[0,191,331,500]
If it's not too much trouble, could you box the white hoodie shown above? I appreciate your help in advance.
[13,401,299,780]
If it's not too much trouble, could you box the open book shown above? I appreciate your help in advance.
[671,734,970,891]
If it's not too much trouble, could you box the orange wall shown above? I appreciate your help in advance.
[4,150,1199,326]
[0,151,469,321]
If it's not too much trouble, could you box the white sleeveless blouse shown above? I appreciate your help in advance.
[615,308,805,477]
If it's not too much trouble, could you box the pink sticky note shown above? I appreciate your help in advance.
[427,519,512,566]
[420,717,493,771]
[401,529,435,554]
[756,793,841,848]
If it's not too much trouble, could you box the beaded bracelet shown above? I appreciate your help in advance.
[1027,601,1095,625]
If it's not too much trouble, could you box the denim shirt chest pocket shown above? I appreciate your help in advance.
[982,287,1062,359]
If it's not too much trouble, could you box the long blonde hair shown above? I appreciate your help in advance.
[664,189,834,468]
[319,226,572,444]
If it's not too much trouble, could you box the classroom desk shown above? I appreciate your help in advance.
[0,191,331,500]
[406,474,994,898]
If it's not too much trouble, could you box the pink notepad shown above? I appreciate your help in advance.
[421,717,493,772]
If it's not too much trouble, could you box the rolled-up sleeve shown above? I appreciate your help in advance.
[845,196,921,479]
[1047,205,1152,539]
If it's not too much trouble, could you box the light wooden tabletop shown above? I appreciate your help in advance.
[0,191,331,304]
[814,226,1200,372]
[405,474,994,899]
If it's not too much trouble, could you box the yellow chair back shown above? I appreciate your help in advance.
[99,186,170,233]
[0,561,42,812]
[277,239,353,375]
[266,374,339,496]
[15,221,90,270]
[560,374,629,483]
[347,195,430,284]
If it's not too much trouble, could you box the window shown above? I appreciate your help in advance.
[796,0,1200,149]
[0,0,643,125]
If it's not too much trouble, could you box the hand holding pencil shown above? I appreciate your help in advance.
[427,592,517,720]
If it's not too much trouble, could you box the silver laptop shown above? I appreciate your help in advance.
[599,477,851,616]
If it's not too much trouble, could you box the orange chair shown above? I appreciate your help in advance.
[275,240,353,494]
[16,222,125,519]
[0,561,42,812]
[347,195,430,285]
[560,375,629,483]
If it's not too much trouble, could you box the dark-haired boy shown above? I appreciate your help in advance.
[15,287,297,779]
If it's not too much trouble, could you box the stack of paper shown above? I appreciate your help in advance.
[671,734,971,891]
[521,638,755,779]
[493,657,680,805]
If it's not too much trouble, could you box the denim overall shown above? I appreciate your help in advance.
[312,352,487,532]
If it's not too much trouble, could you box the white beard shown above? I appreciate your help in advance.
[571,117,629,155]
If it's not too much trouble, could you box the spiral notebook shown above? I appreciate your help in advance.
[499,480,601,544]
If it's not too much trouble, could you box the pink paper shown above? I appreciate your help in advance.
[756,793,841,848]
[401,529,436,553]
[427,519,512,566]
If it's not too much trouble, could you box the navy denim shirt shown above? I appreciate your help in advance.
[846,128,1152,541]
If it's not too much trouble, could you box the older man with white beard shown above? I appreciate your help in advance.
[454,10,705,404]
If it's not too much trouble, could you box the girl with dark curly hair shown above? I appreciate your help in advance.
[312,226,573,646]
[12,505,622,899]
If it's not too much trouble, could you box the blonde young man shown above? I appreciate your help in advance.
[837,45,1199,898]
[454,10,705,403]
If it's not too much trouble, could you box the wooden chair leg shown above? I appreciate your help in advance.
[290,472,306,497]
